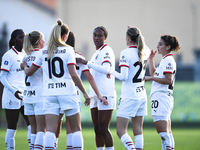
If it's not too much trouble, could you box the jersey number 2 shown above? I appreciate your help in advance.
[132,60,147,83]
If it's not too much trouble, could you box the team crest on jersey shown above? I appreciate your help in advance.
[4,61,8,65]
[95,54,99,60]
[104,53,110,59]
[120,55,127,63]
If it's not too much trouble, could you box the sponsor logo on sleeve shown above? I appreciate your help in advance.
[166,63,173,70]
[120,55,127,63]
[104,52,110,59]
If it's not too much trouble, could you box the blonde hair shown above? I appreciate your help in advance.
[47,19,69,59]
[127,27,145,61]
[23,31,42,55]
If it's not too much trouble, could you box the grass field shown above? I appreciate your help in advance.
[0,127,199,150]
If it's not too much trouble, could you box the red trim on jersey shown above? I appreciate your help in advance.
[163,53,173,59]
[1,68,9,72]
[99,44,108,51]
[34,48,39,51]
[32,63,41,68]
[12,47,18,54]
[163,71,173,74]
[102,60,111,65]
[67,63,76,65]
[82,69,89,72]
[129,45,137,48]
[119,64,129,68]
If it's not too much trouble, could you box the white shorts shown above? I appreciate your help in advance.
[2,88,23,109]
[150,92,174,121]
[43,95,79,116]
[60,101,81,114]
[117,97,147,119]
[90,96,116,110]
[24,101,45,116]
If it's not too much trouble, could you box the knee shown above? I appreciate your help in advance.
[99,124,108,136]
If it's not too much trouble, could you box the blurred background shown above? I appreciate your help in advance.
[0,0,199,128]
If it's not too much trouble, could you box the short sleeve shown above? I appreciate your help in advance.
[119,51,129,68]
[101,47,112,65]
[162,58,174,74]
[33,50,43,67]
[67,47,76,65]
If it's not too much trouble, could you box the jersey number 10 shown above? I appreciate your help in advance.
[45,57,64,78]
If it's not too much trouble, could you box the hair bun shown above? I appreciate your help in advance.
[57,20,62,26]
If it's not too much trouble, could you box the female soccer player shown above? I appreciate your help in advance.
[63,31,109,150]
[108,26,150,150]
[76,26,116,150]
[22,30,46,150]
[0,29,31,150]
[145,35,180,150]
[22,20,90,150]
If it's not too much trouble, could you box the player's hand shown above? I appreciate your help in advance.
[83,93,90,106]
[76,58,88,65]
[145,76,152,82]
[14,91,23,100]
[98,96,109,106]
[149,50,157,59]
[20,61,28,70]
[106,73,111,79]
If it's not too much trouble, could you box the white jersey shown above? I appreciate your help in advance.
[150,53,176,95]
[119,45,150,99]
[1,46,25,91]
[33,46,77,96]
[75,51,89,102]
[23,49,43,103]
[1,47,25,109]
[89,44,115,97]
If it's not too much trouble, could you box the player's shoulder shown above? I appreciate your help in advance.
[75,52,85,59]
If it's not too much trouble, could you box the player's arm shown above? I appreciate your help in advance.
[83,70,109,105]
[109,66,128,81]
[23,63,40,76]
[68,64,90,106]
[145,73,172,85]
[87,61,110,74]
[149,50,157,76]
[76,58,111,74]
[0,70,16,94]
[0,70,23,100]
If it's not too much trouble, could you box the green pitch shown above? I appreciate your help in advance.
[0,128,199,150]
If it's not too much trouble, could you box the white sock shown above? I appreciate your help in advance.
[5,129,16,150]
[66,133,73,150]
[106,146,114,150]
[27,125,31,149]
[169,132,174,150]
[72,131,83,150]
[54,138,59,150]
[45,131,56,150]
[159,132,171,150]
[120,133,135,150]
[134,134,143,149]
[97,147,104,150]
[31,134,36,150]
[34,132,44,150]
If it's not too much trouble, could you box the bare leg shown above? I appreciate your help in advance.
[91,107,105,147]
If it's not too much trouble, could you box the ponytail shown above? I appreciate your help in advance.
[23,31,42,55]
[127,27,145,61]
[47,19,69,60]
